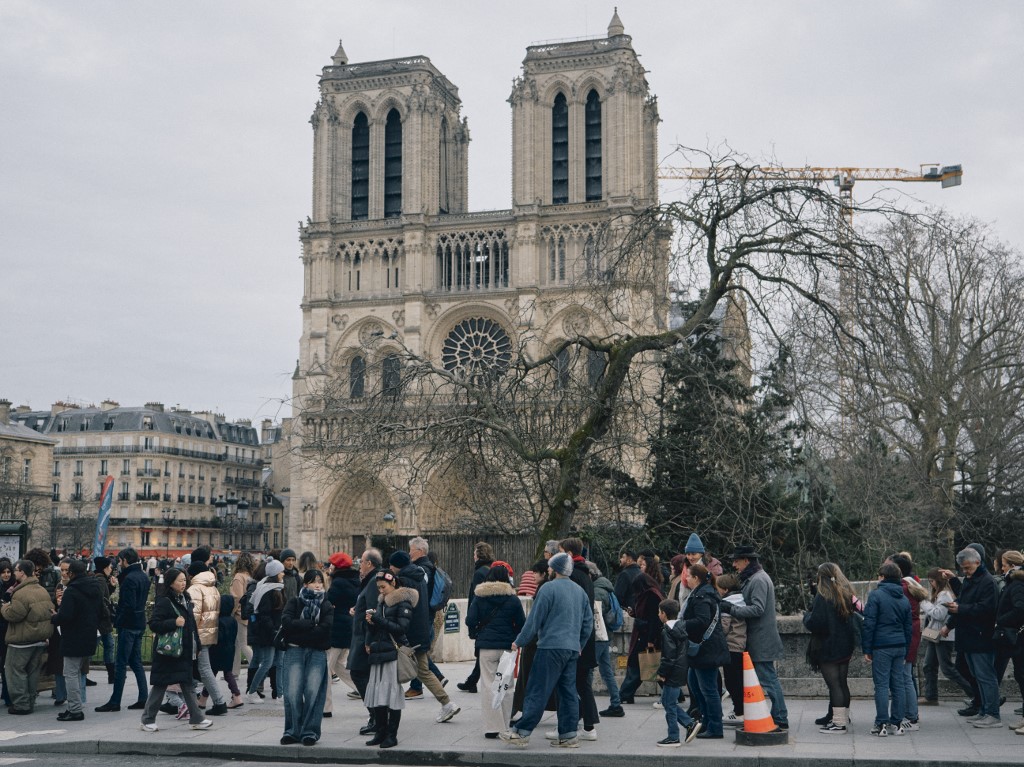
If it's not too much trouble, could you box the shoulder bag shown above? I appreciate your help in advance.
[686,604,720,658]
[154,601,184,658]
[391,636,419,684]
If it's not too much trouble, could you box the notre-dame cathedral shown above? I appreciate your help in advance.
[287,11,667,555]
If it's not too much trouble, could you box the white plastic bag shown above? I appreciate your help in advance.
[492,650,517,710]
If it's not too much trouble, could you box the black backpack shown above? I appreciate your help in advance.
[239,580,259,621]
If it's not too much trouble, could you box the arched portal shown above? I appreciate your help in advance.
[326,476,396,555]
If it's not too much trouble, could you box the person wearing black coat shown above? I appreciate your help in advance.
[466,565,526,737]
[617,573,664,704]
[348,549,383,735]
[458,542,494,691]
[93,557,116,684]
[244,560,286,703]
[802,563,857,733]
[994,553,1024,731]
[207,595,242,708]
[51,560,104,721]
[98,548,150,711]
[364,571,416,749]
[655,599,701,746]
[279,569,334,746]
[139,567,211,731]
[323,555,360,715]
[562,538,600,738]
[682,565,729,738]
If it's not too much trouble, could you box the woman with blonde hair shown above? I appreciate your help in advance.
[994,550,1024,731]
[920,567,973,704]
[803,562,857,733]
[229,552,256,681]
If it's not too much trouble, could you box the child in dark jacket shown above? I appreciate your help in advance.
[205,594,242,708]
[655,599,701,747]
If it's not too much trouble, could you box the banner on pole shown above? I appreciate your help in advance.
[90,475,115,561]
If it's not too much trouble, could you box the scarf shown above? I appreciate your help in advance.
[299,587,325,622]
[738,559,763,583]
[250,579,284,615]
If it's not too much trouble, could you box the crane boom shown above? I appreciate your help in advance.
[658,163,963,188]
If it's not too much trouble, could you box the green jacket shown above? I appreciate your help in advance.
[1,577,54,645]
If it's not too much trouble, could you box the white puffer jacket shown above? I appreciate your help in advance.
[187,570,221,647]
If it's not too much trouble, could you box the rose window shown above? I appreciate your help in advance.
[441,318,512,384]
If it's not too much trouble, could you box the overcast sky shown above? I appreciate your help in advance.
[2,1,1020,424]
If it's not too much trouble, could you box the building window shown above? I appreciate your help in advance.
[587,349,606,388]
[122,459,130,476]
[549,236,566,282]
[382,355,402,400]
[555,347,571,391]
[585,89,602,201]
[350,356,366,399]
[441,318,513,385]
[53,461,60,477]
[100,459,108,476]
[74,460,83,476]
[351,112,369,220]
[141,531,151,546]
[438,117,450,214]
[22,459,30,484]
[552,93,569,204]
[384,108,402,218]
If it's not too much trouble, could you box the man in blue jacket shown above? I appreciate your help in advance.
[862,562,912,736]
[501,552,593,749]
[96,548,150,712]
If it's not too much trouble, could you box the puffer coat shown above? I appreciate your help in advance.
[366,586,417,665]
[187,570,221,647]
[466,580,525,650]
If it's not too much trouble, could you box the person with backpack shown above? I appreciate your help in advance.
[405,538,449,699]
[589,562,624,718]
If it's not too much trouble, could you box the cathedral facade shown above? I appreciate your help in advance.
[288,12,665,555]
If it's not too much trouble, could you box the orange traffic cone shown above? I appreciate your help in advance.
[741,651,778,733]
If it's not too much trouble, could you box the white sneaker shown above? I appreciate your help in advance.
[652,701,663,709]
[544,729,559,740]
[723,712,743,727]
[499,730,529,747]
[139,723,158,733]
[972,715,1002,729]
[580,728,597,741]
[190,719,213,730]
[900,719,919,732]
[436,702,461,723]
[245,692,263,705]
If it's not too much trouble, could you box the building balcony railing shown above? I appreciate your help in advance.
[117,492,130,501]
[121,470,131,476]
[73,471,84,477]
[136,469,161,477]
[52,493,60,501]
[135,493,159,501]
[188,496,196,504]
[177,495,186,503]
[163,493,172,502]
[69,493,84,502]
[197,496,205,505]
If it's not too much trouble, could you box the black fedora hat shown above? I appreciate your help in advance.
[728,545,760,560]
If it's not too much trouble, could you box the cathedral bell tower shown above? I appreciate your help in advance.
[509,10,659,209]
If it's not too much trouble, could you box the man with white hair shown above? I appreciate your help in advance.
[500,552,593,749]
[941,547,1001,729]
[406,537,447,699]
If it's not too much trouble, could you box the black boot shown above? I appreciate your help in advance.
[105,663,115,684]
[365,707,389,746]
[359,707,378,736]
[269,666,278,699]
[815,705,834,726]
[379,708,400,749]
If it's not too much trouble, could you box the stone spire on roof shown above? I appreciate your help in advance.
[607,7,625,37]
[331,39,348,66]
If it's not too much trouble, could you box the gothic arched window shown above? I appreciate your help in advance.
[555,347,571,391]
[349,356,365,399]
[552,93,569,205]
[351,112,369,220]
[587,348,606,388]
[585,89,602,201]
[439,117,450,215]
[382,355,402,400]
[384,109,402,218]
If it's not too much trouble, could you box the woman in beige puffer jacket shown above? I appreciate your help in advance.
[187,568,228,714]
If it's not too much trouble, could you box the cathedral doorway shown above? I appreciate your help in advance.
[325,476,396,554]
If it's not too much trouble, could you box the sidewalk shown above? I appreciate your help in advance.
[2,661,1023,766]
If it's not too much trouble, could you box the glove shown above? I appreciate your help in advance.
[718,600,733,614]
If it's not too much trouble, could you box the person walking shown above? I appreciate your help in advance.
[617,572,664,705]
[406,537,447,698]
[96,547,150,712]
[51,559,104,721]
[2,559,54,715]
[228,552,256,681]
[719,545,789,730]
[500,552,592,749]
[590,562,624,718]
[348,549,383,736]
[654,598,702,746]
[458,542,495,693]
[364,570,416,749]
[92,556,116,684]
[188,563,228,716]
[803,562,857,733]
[559,537,600,740]
[862,562,912,736]
[244,558,286,703]
[138,567,212,732]
[208,595,243,709]
[993,550,1024,732]
[681,563,729,739]
[279,569,334,746]
[466,563,525,738]
[614,549,642,609]
[715,572,746,727]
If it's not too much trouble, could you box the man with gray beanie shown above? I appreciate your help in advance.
[501,552,593,749]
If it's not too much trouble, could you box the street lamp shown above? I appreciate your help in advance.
[161,508,176,558]
[216,493,247,551]
[237,498,250,550]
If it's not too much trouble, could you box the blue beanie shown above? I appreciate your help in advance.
[684,533,705,554]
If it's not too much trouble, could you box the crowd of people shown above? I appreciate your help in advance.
[0,536,1021,749]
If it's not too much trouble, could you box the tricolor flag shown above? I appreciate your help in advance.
[90,475,115,561]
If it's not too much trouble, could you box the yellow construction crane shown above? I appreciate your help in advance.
[659,163,963,227]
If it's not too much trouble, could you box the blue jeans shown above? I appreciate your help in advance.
[870,646,905,725]
[247,645,276,695]
[282,647,328,741]
[965,651,1000,718]
[688,666,723,735]
[514,648,579,739]
[753,660,789,726]
[901,661,919,720]
[108,628,147,706]
[592,640,620,707]
[661,684,694,740]
[97,632,115,665]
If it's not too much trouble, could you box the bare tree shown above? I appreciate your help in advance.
[299,148,881,546]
